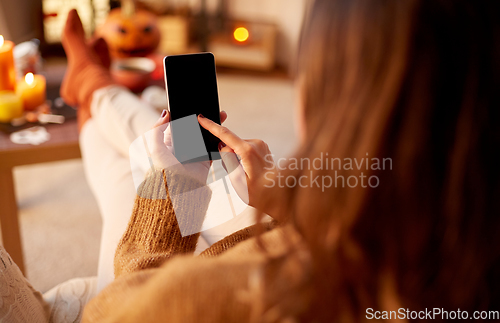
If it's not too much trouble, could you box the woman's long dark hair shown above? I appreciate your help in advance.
[260,0,500,321]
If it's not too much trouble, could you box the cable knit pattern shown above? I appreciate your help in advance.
[43,277,97,323]
[0,246,49,323]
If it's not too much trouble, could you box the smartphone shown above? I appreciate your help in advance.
[164,52,221,162]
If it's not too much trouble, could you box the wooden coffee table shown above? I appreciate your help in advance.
[0,119,81,274]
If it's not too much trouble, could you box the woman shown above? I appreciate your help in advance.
[3,0,498,321]
[80,0,500,321]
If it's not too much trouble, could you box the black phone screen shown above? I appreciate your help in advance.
[164,53,221,161]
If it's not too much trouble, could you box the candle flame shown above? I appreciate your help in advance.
[233,27,249,43]
[0,35,4,47]
[25,73,34,86]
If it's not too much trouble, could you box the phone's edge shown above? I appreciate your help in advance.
[162,56,170,113]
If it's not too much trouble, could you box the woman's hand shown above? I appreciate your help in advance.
[149,110,228,184]
[197,114,274,209]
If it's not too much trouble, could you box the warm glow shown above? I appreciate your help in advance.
[0,35,4,47]
[233,27,249,42]
[25,73,34,86]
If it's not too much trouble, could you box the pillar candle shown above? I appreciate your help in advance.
[0,35,17,91]
[16,72,46,111]
[0,91,23,123]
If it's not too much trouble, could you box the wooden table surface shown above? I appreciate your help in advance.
[0,119,81,274]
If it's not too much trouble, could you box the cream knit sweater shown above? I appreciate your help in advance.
[0,246,49,323]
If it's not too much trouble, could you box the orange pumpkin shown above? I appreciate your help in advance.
[96,8,161,59]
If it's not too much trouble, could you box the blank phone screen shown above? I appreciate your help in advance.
[164,53,221,161]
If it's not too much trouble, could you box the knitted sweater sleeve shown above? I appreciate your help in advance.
[114,168,212,278]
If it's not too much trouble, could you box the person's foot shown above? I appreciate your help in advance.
[60,9,114,131]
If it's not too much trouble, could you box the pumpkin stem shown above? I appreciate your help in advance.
[122,0,136,18]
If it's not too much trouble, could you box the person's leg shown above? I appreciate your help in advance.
[79,120,138,291]
[89,85,160,158]
[61,8,160,155]
[60,9,114,132]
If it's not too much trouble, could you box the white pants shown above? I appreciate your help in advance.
[80,86,257,292]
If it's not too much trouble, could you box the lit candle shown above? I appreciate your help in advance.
[16,72,46,111]
[0,35,17,91]
[0,91,23,123]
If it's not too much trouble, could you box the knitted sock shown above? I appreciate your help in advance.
[60,9,115,130]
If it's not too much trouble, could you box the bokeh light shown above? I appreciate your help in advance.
[233,27,249,42]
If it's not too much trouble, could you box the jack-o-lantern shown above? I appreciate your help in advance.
[96,7,161,59]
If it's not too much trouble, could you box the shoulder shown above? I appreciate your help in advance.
[199,220,280,258]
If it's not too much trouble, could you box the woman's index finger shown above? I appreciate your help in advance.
[197,115,246,151]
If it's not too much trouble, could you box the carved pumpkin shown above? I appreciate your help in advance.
[96,8,161,59]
